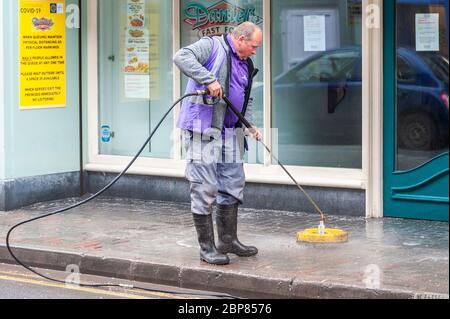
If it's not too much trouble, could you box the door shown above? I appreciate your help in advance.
[384,0,449,221]
[97,0,173,159]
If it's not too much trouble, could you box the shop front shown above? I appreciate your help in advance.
[88,0,449,220]
[86,0,372,217]
[1,0,448,220]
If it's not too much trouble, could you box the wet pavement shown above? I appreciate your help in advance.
[0,196,448,299]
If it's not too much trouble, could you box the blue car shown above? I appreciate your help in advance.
[396,48,449,150]
[254,46,449,150]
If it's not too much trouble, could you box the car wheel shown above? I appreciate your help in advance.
[398,112,437,150]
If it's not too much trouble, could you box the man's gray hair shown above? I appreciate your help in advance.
[231,21,262,40]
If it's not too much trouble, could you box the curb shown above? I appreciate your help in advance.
[0,246,447,299]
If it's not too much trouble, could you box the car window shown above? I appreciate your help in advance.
[397,56,418,83]
[419,53,449,85]
[294,51,359,83]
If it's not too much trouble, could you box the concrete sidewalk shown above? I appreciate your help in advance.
[0,197,448,299]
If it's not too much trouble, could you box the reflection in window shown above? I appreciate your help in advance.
[270,0,362,168]
[291,50,359,83]
[397,56,418,82]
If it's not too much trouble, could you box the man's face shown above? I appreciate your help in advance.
[235,30,262,60]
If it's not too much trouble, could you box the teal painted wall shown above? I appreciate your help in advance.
[1,0,80,180]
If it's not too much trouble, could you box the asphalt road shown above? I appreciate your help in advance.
[0,263,225,299]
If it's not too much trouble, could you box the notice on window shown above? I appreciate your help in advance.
[124,0,150,99]
[416,13,440,52]
[124,75,150,100]
[304,15,326,52]
[19,0,66,110]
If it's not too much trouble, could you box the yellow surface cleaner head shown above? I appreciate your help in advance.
[297,221,348,243]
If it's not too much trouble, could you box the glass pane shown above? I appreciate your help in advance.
[98,0,173,158]
[396,1,449,171]
[179,0,264,164]
[271,0,363,168]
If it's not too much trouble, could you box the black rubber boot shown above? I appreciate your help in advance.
[216,204,258,257]
[192,213,230,265]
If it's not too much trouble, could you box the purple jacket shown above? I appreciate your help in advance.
[174,34,258,134]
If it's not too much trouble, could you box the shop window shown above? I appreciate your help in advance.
[179,0,264,164]
[98,0,173,158]
[271,0,363,169]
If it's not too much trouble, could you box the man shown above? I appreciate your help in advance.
[174,22,263,265]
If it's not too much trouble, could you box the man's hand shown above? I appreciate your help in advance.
[245,125,263,141]
[207,81,223,98]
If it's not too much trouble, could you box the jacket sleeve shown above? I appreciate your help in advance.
[173,37,217,86]
[244,97,254,126]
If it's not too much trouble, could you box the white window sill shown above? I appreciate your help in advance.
[85,155,365,190]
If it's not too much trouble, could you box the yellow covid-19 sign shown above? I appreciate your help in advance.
[19,0,66,110]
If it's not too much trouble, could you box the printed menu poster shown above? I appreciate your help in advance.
[304,15,326,52]
[416,13,440,52]
[124,0,150,99]
[19,0,66,109]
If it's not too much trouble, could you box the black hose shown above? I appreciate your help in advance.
[5,92,240,299]
[222,95,326,222]
[196,89,327,222]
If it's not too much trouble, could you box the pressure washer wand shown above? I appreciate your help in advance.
[219,94,327,223]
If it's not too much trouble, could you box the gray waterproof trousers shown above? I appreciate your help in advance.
[183,129,246,216]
